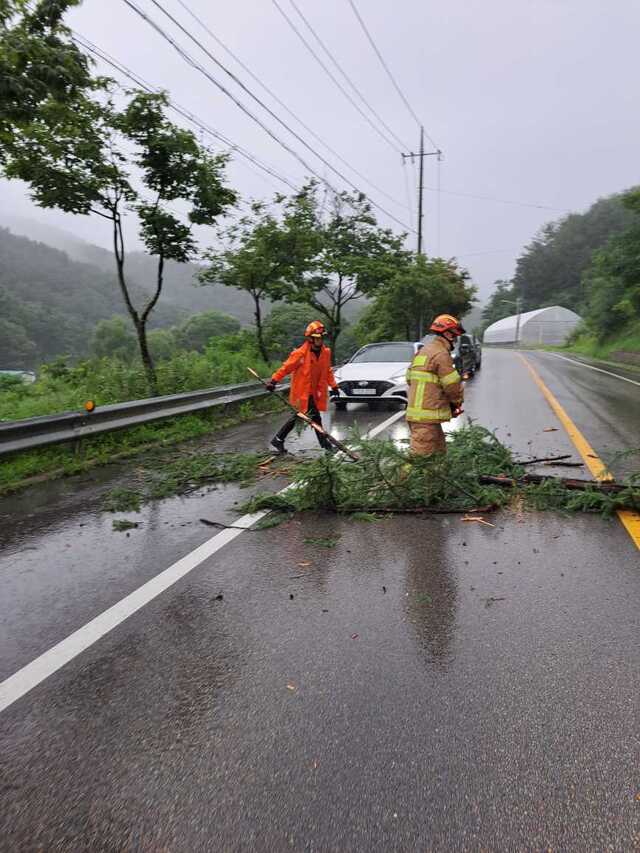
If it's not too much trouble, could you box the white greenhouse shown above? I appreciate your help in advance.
[483,305,581,346]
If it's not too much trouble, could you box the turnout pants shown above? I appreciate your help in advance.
[409,421,447,455]
[275,396,331,449]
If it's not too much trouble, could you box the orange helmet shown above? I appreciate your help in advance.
[305,320,326,338]
[430,314,465,336]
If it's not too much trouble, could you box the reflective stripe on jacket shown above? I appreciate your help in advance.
[272,342,337,412]
[405,336,463,423]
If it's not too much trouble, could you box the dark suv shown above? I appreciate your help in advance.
[453,335,477,378]
[470,335,482,370]
[418,335,476,379]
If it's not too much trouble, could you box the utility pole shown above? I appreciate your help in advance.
[401,127,441,256]
[514,296,523,346]
[401,127,442,336]
[501,297,524,346]
[417,126,424,254]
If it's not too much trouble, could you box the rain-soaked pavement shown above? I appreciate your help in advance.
[0,349,638,851]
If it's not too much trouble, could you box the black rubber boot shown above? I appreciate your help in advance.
[270,436,286,454]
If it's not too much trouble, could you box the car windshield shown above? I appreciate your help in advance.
[350,343,415,364]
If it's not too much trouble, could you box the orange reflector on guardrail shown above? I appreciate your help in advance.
[84,400,95,413]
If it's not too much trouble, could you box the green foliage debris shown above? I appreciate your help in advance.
[240,425,640,518]
[101,449,290,512]
[303,536,341,548]
[112,519,140,532]
[104,488,142,513]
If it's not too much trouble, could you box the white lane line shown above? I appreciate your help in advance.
[545,352,640,388]
[0,407,406,715]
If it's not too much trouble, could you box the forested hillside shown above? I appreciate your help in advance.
[0,228,185,366]
[1,216,258,323]
[512,193,636,312]
[482,189,640,351]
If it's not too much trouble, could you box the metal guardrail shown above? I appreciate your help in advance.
[0,380,277,457]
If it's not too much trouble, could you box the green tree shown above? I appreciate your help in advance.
[1,7,236,394]
[511,192,636,312]
[262,304,312,360]
[90,316,138,360]
[0,0,94,161]
[0,317,38,366]
[201,197,316,362]
[147,328,177,362]
[480,279,518,334]
[355,254,476,343]
[175,310,240,352]
[284,187,407,352]
[582,189,640,340]
[333,324,360,364]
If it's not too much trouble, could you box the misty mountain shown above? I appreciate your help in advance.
[0,215,258,323]
[0,227,187,367]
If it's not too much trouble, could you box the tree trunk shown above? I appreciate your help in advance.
[111,212,159,396]
[330,282,342,358]
[253,293,270,363]
[136,320,159,397]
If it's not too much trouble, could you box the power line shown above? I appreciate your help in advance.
[456,247,525,257]
[121,1,341,190]
[73,31,300,194]
[271,0,404,157]
[78,29,565,221]
[171,0,410,213]
[285,0,411,152]
[346,0,439,150]
[121,0,415,233]
[422,185,568,212]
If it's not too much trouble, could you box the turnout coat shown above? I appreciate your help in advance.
[405,336,463,423]
[272,341,338,412]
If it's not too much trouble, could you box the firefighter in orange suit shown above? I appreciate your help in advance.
[266,321,338,453]
[405,314,465,455]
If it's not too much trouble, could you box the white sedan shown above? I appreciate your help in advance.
[332,341,420,411]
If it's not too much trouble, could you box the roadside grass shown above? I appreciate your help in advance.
[0,396,281,495]
[558,324,640,367]
[0,344,275,422]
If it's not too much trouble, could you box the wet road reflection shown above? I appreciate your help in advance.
[403,527,457,669]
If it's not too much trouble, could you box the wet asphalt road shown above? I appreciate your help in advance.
[0,349,639,851]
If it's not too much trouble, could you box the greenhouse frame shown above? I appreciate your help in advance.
[483,306,581,346]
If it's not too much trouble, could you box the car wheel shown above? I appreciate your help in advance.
[334,401,347,411]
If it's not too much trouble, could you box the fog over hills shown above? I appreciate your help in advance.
[0,215,258,324]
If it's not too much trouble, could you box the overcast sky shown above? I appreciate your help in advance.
[3,0,640,301]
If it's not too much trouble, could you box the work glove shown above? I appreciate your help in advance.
[266,380,277,393]
[450,402,464,418]
[329,387,340,399]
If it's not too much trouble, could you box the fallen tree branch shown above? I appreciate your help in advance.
[200,518,258,531]
[336,504,499,515]
[543,461,584,468]
[479,473,629,494]
[513,454,573,465]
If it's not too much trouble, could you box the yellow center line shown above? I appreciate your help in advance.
[518,354,640,552]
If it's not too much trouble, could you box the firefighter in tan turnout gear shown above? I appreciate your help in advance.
[405,314,465,455]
